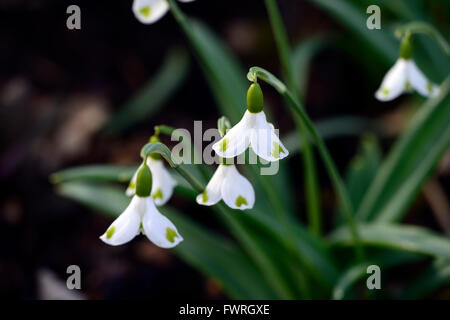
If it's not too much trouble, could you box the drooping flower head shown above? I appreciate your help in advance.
[126,135,177,206]
[132,0,196,24]
[100,160,183,248]
[197,117,255,210]
[212,83,289,162]
[375,34,440,101]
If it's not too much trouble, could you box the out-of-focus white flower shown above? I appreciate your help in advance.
[132,0,196,24]
[196,164,255,210]
[101,163,182,248]
[212,83,288,162]
[375,36,440,101]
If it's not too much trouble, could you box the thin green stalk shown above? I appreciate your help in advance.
[155,124,211,180]
[248,67,364,260]
[265,0,322,236]
[284,91,363,260]
[395,22,450,56]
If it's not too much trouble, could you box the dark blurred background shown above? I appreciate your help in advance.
[0,0,448,299]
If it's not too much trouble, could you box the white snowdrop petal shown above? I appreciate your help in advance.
[221,165,255,210]
[100,196,141,246]
[375,58,408,101]
[196,165,226,206]
[132,0,169,24]
[250,112,288,162]
[141,198,183,248]
[148,158,177,206]
[178,0,196,2]
[125,166,140,197]
[408,61,440,98]
[212,111,251,158]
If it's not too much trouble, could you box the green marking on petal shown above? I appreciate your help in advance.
[426,81,433,94]
[271,141,284,159]
[139,6,152,18]
[219,138,228,152]
[235,195,248,207]
[405,81,412,90]
[106,226,115,239]
[165,227,179,243]
[128,181,136,189]
[201,191,208,203]
[152,188,163,200]
[381,87,389,96]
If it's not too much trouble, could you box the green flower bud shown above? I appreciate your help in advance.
[247,83,264,113]
[399,34,413,60]
[136,161,152,197]
[148,135,162,160]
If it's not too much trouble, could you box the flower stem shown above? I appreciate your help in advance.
[248,67,364,260]
[395,22,450,56]
[264,0,322,236]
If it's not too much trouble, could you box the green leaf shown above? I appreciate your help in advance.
[55,182,276,299]
[283,116,375,154]
[330,223,450,259]
[397,258,450,299]
[307,0,397,64]
[161,206,277,299]
[291,34,329,97]
[345,134,382,213]
[357,77,450,222]
[239,211,340,292]
[56,182,129,217]
[103,48,189,135]
[50,165,138,184]
[188,20,247,124]
[332,250,420,300]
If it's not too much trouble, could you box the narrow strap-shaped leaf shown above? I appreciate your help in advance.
[396,258,450,299]
[50,165,138,184]
[330,223,450,259]
[307,0,397,64]
[357,77,450,222]
[332,251,421,300]
[103,48,189,135]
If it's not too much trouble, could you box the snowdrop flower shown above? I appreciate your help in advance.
[212,83,289,162]
[132,0,196,24]
[126,136,177,206]
[375,35,440,101]
[196,161,255,210]
[101,161,183,248]
[197,116,255,210]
